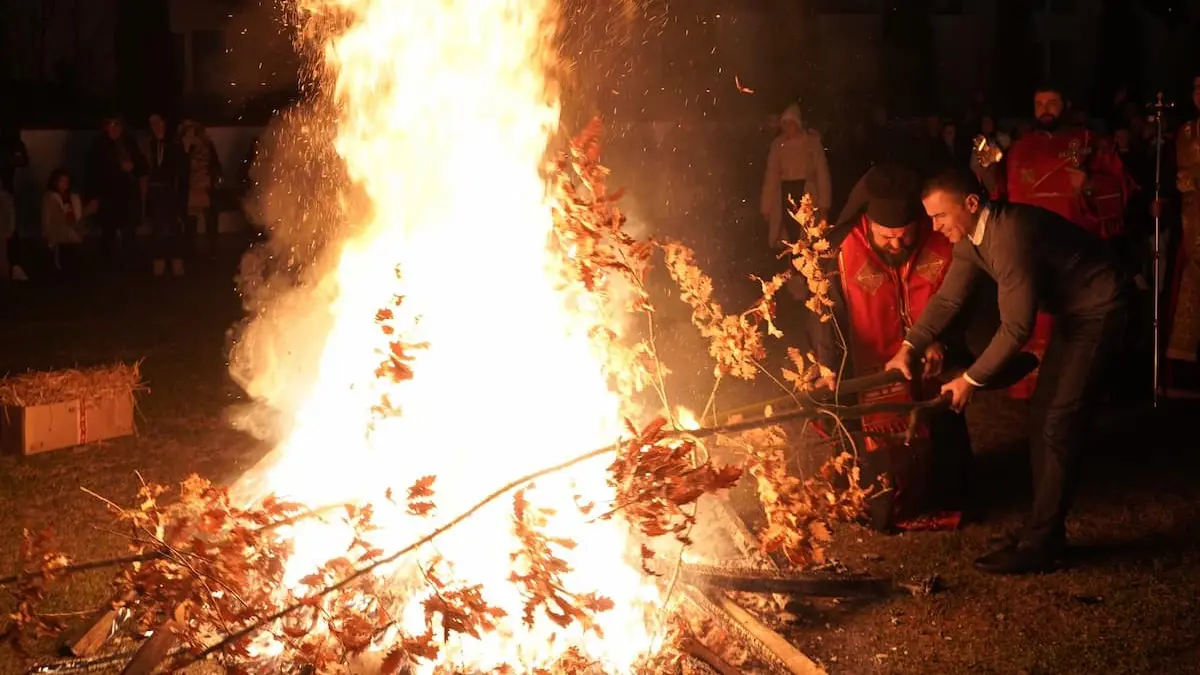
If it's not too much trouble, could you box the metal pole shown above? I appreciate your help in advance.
[1153,92,1163,407]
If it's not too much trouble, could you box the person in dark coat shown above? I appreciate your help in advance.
[886,168,1129,574]
[142,113,188,276]
[86,117,146,269]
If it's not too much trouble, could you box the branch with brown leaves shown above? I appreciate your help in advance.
[0,529,72,653]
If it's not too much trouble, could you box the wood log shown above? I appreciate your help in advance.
[705,590,825,675]
[58,590,136,657]
[120,619,181,675]
[26,650,138,675]
[680,563,890,599]
[680,636,742,675]
[698,497,776,567]
[681,585,825,675]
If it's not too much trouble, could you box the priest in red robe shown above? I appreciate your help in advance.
[796,164,976,531]
[983,84,1132,398]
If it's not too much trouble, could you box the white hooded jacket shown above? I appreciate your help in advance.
[760,104,832,247]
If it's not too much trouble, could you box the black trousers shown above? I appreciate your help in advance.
[98,196,139,262]
[1022,303,1128,549]
[146,186,182,260]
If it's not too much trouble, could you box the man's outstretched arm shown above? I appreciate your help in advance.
[962,222,1037,385]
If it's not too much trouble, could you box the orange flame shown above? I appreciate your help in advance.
[236,0,662,670]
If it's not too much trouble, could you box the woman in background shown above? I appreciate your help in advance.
[41,169,94,276]
[760,102,832,251]
[180,120,223,259]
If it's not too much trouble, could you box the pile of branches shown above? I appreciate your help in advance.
[2,120,894,673]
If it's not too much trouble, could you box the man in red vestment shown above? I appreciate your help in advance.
[985,85,1132,398]
[800,165,975,531]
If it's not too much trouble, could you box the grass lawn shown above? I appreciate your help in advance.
[0,247,1197,674]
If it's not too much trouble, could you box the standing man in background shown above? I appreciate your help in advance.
[143,113,188,277]
[87,117,147,272]
[887,169,1128,575]
[760,102,831,250]
[978,84,1131,399]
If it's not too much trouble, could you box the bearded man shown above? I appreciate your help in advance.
[798,164,975,532]
[887,169,1128,574]
[982,85,1131,399]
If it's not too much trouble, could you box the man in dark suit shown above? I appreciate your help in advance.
[885,168,1129,574]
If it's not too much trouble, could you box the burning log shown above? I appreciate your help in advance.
[120,618,181,675]
[681,585,825,675]
[680,562,890,599]
[680,636,743,675]
[27,650,140,675]
[57,590,136,657]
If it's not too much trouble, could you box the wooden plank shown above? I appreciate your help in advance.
[681,585,825,675]
[121,619,180,675]
[681,636,743,675]
[681,562,891,599]
[58,590,136,657]
[706,590,825,675]
[698,496,776,568]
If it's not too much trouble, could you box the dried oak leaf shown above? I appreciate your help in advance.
[406,475,437,518]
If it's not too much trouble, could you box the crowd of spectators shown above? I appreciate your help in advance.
[0,113,231,285]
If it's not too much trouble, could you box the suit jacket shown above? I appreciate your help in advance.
[904,200,1127,385]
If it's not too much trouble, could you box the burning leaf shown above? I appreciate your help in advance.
[607,418,744,545]
[405,475,437,517]
[380,647,407,674]
[509,488,612,636]
[639,543,660,577]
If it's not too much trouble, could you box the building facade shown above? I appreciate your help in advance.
[0,0,119,114]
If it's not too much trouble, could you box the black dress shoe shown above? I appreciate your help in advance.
[973,542,1058,575]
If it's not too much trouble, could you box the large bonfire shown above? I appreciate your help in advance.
[245,0,661,669]
[0,0,873,672]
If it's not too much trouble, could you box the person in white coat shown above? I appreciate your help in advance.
[760,103,832,249]
[41,169,95,274]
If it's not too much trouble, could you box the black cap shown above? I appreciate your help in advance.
[863,164,920,229]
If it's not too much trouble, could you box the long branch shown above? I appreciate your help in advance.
[180,441,621,666]
[0,503,348,587]
[0,553,156,587]
[179,389,951,665]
